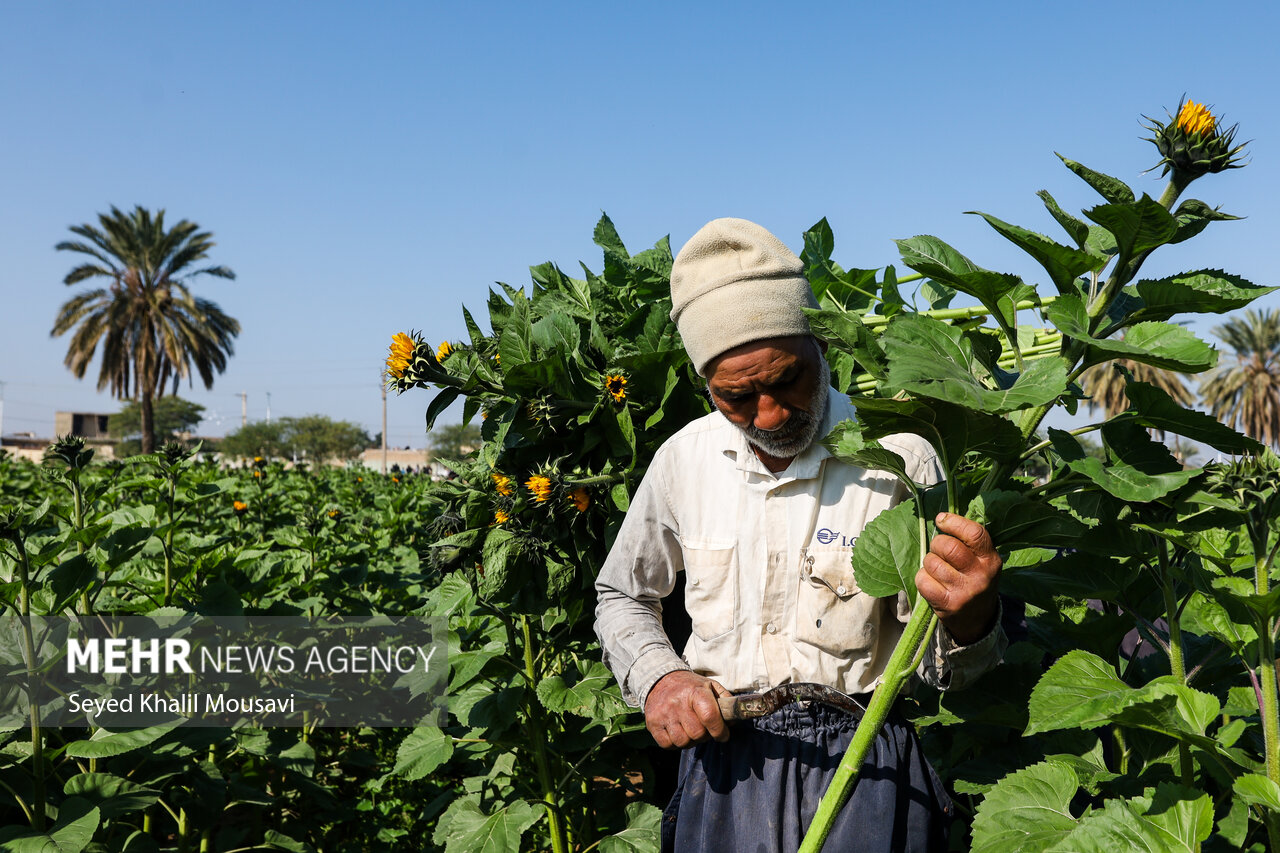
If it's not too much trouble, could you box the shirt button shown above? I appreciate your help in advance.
[691,578,699,586]
[837,585,847,596]
[766,623,778,634]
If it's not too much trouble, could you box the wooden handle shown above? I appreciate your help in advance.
[717,695,742,721]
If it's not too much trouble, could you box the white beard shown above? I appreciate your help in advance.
[739,356,831,459]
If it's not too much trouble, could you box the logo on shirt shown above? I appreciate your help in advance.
[815,528,857,547]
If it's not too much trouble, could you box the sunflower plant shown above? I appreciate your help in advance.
[387,216,712,853]
[798,98,1279,853]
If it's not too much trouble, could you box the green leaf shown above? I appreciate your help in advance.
[1036,189,1090,248]
[593,213,629,259]
[1051,427,1193,503]
[970,760,1079,853]
[64,723,178,759]
[881,314,1067,413]
[1053,786,1212,852]
[598,803,663,853]
[497,290,532,368]
[1131,270,1277,322]
[878,264,906,316]
[1234,774,1280,813]
[0,797,100,853]
[919,279,955,309]
[1026,651,1220,745]
[1002,553,1139,608]
[895,234,979,277]
[850,501,920,606]
[530,313,580,354]
[424,388,462,432]
[850,396,1024,465]
[432,797,542,853]
[1046,295,1216,372]
[63,773,159,819]
[49,554,96,611]
[895,236,1035,328]
[802,219,878,313]
[968,210,1100,294]
[1169,199,1242,244]
[262,830,315,853]
[822,420,917,493]
[478,528,518,599]
[1058,155,1135,204]
[1026,650,1131,736]
[803,308,887,380]
[535,659,629,721]
[1085,195,1178,260]
[1121,378,1263,454]
[966,490,1087,551]
[394,727,454,781]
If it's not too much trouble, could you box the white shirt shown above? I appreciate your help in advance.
[594,387,1006,708]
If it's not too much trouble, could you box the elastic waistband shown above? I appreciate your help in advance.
[746,696,878,737]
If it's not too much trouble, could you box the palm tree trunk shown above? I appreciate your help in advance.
[140,391,156,454]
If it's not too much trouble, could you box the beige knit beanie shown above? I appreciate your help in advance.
[669,218,818,375]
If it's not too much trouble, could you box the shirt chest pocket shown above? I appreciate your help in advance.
[795,548,872,656]
[681,544,737,642]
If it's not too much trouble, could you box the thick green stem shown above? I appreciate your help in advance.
[164,476,176,606]
[1112,727,1130,775]
[1255,551,1280,787]
[72,478,92,616]
[864,297,1056,327]
[520,616,568,853]
[1157,172,1194,212]
[1158,542,1193,787]
[15,542,45,831]
[799,594,937,853]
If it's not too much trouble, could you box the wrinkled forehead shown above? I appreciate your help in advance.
[705,335,818,385]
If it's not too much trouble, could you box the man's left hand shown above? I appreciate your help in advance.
[916,512,1001,646]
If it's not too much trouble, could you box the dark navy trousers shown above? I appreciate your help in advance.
[660,702,952,853]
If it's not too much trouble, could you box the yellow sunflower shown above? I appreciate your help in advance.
[526,474,553,502]
[386,332,416,379]
[605,374,627,403]
[492,472,513,496]
[568,487,590,512]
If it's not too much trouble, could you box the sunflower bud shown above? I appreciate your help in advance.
[1144,98,1247,180]
[44,434,94,471]
[526,474,554,503]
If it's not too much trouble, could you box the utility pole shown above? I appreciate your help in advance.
[265,392,272,424]
[239,392,247,428]
[0,380,6,442]
[381,374,388,475]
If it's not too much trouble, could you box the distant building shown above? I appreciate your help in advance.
[54,411,113,440]
[1,411,119,463]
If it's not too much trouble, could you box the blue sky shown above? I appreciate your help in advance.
[3,2,1278,449]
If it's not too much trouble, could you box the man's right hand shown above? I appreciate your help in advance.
[644,670,731,749]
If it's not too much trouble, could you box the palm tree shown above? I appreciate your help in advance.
[1199,308,1280,449]
[50,206,241,453]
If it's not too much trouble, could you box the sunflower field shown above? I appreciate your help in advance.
[2,100,1279,852]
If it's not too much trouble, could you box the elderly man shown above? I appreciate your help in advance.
[594,218,1006,852]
